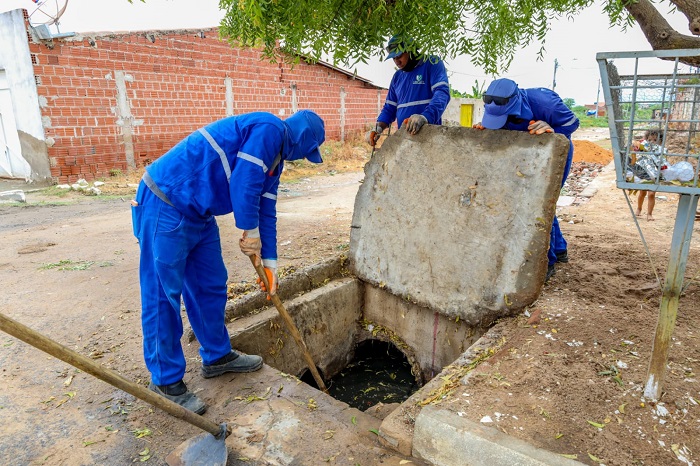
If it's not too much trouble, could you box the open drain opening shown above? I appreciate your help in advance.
[302,339,418,411]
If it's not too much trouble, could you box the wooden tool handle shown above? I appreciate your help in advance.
[0,312,223,436]
[250,256,328,392]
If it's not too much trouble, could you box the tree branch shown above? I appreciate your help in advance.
[624,0,700,65]
[668,0,700,35]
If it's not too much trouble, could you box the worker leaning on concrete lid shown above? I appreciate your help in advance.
[474,78,579,283]
[131,110,325,414]
[365,35,451,146]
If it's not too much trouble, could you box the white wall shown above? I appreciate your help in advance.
[443,98,485,127]
[0,9,45,179]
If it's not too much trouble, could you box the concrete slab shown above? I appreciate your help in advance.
[0,189,25,202]
[193,364,424,465]
[350,125,570,324]
[413,406,584,466]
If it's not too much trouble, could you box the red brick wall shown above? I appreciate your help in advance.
[27,26,385,183]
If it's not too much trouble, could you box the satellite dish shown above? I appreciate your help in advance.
[27,0,69,29]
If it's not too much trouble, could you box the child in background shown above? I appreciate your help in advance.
[630,130,663,221]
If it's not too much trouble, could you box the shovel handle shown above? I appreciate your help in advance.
[250,256,328,392]
[0,312,224,437]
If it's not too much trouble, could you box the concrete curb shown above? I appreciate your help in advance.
[413,406,585,466]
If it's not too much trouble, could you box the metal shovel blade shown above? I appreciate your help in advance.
[165,430,227,466]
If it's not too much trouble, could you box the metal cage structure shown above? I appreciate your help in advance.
[597,49,700,195]
[597,49,700,401]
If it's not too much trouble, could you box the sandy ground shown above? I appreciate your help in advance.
[1,127,699,465]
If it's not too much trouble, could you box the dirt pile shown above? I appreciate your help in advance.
[573,140,613,164]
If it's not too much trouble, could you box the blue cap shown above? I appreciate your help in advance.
[284,110,325,163]
[482,78,521,129]
[385,36,413,61]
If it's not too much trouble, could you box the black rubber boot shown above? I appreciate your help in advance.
[545,264,556,283]
[149,380,207,415]
[555,250,569,263]
[201,351,263,379]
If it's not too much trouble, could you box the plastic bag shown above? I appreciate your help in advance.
[662,161,695,182]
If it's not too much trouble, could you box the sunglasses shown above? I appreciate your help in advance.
[483,93,516,106]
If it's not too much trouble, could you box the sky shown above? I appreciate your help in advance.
[1,0,693,106]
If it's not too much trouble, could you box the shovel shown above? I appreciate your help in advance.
[250,257,328,392]
[0,312,229,466]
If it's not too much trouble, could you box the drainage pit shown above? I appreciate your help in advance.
[311,339,418,410]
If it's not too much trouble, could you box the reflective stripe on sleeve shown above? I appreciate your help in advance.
[237,152,269,172]
[397,99,432,109]
[562,116,579,127]
[262,192,277,200]
[385,100,398,107]
[431,81,449,91]
[198,128,232,181]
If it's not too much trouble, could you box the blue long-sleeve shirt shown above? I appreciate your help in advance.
[378,57,451,128]
[145,113,287,261]
[504,88,580,138]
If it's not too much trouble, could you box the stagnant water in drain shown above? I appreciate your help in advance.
[325,340,418,411]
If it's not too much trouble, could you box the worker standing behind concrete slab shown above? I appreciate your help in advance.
[474,78,579,283]
[365,36,451,146]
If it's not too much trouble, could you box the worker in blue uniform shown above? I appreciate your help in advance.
[475,78,579,283]
[366,36,450,145]
[131,110,325,414]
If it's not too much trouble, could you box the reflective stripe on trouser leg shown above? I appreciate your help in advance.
[181,218,232,366]
[548,141,574,265]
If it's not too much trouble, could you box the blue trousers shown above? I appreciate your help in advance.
[548,140,573,265]
[132,183,232,386]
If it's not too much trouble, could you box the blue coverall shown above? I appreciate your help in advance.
[131,111,324,386]
[378,56,451,129]
[500,88,580,266]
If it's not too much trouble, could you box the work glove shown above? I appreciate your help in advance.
[405,114,428,135]
[472,123,485,130]
[528,120,554,135]
[256,266,278,298]
[365,127,382,146]
[239,230,262,266]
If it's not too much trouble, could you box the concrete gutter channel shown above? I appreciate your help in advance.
[185,127,598,465]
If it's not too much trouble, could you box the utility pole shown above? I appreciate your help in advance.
[552,59,559,91]
[595,79,601,118]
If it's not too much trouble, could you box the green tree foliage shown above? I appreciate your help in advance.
[219,0,599,73]
[563,97,576,109]
[217,0,700,73]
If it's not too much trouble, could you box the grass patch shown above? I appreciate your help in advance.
[40,186,72,198]
[40,260,95,271]
[577,116,610,128]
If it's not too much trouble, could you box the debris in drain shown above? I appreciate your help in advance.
[326,340,418,411]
